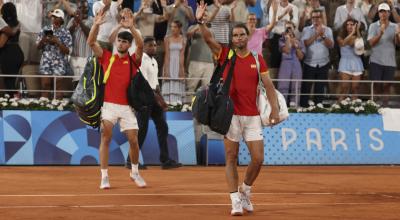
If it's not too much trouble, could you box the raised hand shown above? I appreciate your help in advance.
[120,9,135,28]
[94,9,106,25]
[196,0,207,21]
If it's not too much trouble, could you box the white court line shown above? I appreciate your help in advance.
[0,192,385,197]
[0,202,397,209]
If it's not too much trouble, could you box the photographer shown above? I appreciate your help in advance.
[36,9,72,98]
[277,21,304,107]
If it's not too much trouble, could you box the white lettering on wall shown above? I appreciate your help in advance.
[355,129,362,151]
[306,128,322,151]
[282,128,297,151]
[369,128,384,151]
[330,128,348,151]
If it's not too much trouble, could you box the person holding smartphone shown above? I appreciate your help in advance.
[36,8,72,99]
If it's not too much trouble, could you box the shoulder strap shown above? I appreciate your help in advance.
[103,55,116,84]
[251,51,262,86]
[220,52,236,95]
[210,48,234,85]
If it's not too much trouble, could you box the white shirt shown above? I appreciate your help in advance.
[92,1,119,42]
[4,0,42,33]
[140,53,159,90]
[334,4,367,31]
[269,3,299,35]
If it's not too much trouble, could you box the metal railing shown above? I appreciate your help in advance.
[1,74,400,106]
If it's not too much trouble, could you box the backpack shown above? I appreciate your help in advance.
[71,55,112,128]
[191,49,234,126]
[126,56,155,112]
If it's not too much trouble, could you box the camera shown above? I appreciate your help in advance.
[44,29,54,36]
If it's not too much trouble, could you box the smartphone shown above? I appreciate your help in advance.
[44,29,54,36]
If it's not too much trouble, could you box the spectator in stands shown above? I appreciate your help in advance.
[185,21,214,99]
[65,0,93,87]
[359,0,373,21]
[260,0,274,28]
[334,0,367,31]
[300,9,334,107]
[368,0,400,23]
[92,0,121,51]
[0,2,24,97]
[299,0,327,31]
[2,0,42,65]
[268,0,299,80]
[368,2,400,106]
[36,9,72,98]
[246,0,277,55]
[109,8,141,55]
[162,20,186,104]
[278,21,305,107]
[164,0,195,35]
[134,0,168,37]
[207,0,235,45]
[230,0,255,24]
[337,18,365,101]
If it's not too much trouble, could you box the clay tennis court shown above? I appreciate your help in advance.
[1,166,399,220]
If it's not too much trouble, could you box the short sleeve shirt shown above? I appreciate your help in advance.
[248,28,268,55]
[218,47,268,116]
[100,50,141,105]
[37,25,73,75]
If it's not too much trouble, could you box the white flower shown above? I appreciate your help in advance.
[1,102,7,107]
[4,94,10,98]
[176,100,182,105]
[51,99,60,106]
[9,98,17,103]
[297,108,303,113]
[39,97,49,102]
[0,98,5,102]
[308,100,315,106]
[171,101,177,106]
[355,99,362,103]
[317,103,323,108]
[181,108,187,112]
[11,102,18,107]
[354,107,360,113]
[332,104,340,109]
[188,106,192,111]
[46,104,54,109]
[378,108,384,114]
[340,100,349,106]
[57,105,64,111]
[345,97,351,102]
[289,102,296,107]
[359,106,364,111]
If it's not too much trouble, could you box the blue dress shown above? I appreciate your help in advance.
[338,45,364,74]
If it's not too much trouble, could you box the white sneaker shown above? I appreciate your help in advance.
[100,176,110,189]
[230,192,243,216]
[240,188,254,212]
[130,173,147,188]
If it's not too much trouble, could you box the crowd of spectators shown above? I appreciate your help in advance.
[0,0,399,106]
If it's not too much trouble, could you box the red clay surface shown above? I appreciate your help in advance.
[0,166,400,220]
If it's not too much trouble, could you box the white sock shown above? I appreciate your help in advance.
[101,169,108,179]
[131,164,139,175]
[242,182,251,192]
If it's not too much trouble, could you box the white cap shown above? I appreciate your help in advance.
[378,3,391,11]
[51,9,65,19]
[354,37,364,56]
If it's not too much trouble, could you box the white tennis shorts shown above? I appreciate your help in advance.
[225,115,264,142]
[101,102,138,132]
